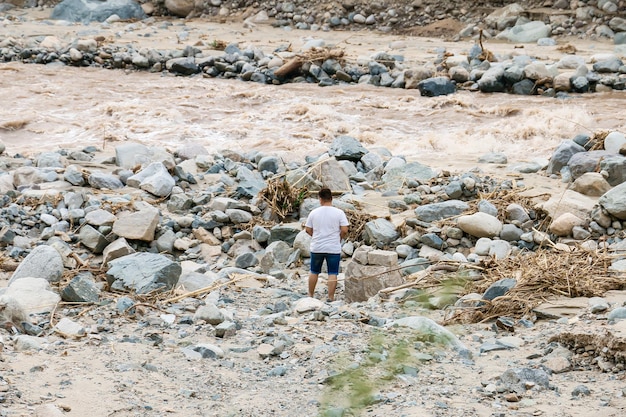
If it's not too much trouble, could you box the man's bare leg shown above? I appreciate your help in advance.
[308,273,319,298]
[327,275,338,301]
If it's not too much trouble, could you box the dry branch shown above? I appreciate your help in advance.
[443,249,624,324]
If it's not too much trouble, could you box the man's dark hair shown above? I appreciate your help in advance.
[319,188,332,202]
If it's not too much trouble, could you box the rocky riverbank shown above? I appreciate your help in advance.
[1,0,625,95]
[0,129,625,415]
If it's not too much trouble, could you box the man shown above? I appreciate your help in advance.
[305,188,349,301]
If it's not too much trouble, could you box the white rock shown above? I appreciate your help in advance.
[294,297,324,313]
[5,278,61,315]
[54,317,86,338]
[604,131,626,154]
[457,212,503,238]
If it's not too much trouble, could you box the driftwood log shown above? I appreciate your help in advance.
[274,48,345,79]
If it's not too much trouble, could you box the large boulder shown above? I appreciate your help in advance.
[344,260,403,303]
[417,77,456,97]
[362,218,399,246]
[9,245,64,285]
[329,136,368,162]
[599,182,626,219]
[127,162,175,197]
[112,207,160,241]
[106,252,181,294]
[381,161,437,191]
[498,21,552,43]
[415,200,469,223]
[51,0,146,22]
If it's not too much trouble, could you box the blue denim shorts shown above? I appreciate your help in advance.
[310,252,341,275]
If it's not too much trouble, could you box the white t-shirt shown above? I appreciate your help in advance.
[305,205,349,253]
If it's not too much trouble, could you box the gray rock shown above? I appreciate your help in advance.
[381,162,436,191]
[37,152,64,168]
[61,272,100,302]
[572,385,591,397]
[177,143,208,161]
[311,158,351,192]
[593,57,624,73]
[506,203,530,223]
[363,218,399,246]
[599,182,626,219]
[102,238,135,266]
[192,343,224,359]
[417,76,456,97]
[477,65,505,92]
[474,237,492,256]
[88,172,124,190]
[360,152,384,172]
[63,165,85,186]
[78,224,110,253]
[329,136,368,162]
[477,200,498,217]
[478,152,508,164]
[167,57,200,75]
[512,78,535,95]
[127,162,175,197]
[499,21,551,43]
[415,200,470,223]
[193,303,225,325]
[482,278,517,301]
[609,17,626,32]
[568,150,614,179]
[266,241,292,264]
[570,172,612,196]
[499,367,550,394]
[112,207,159,241]
[10,245,64,285]
[420,233,446,250]
[235,166,266,198]
[608,307,626,320]
[589,297,609,313]
[547,140,585,175]
[115,143,174,170]
[226,208,253,224]
[292,230,312,258]
[155,229,176,253]
[345,261,403,302]
[489,240,511,260]
[106,252,181,294]
[177,271,217,292]
[235,252,258,269]
[500,224,524,241]
[257,155,282,174]
[600,155,626,186]
[85,209,117,226]
[252,225,271,244]
[215,321,237,338]
[269,224,300,245]
[51,0,146,23]
[54,317,86,338]
[14,335,46,351]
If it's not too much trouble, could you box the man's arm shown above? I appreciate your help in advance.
[340,225,348,240]
[306,226,313,236]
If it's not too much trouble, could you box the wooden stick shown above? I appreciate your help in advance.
[163,273,260,303]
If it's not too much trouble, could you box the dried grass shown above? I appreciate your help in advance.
[443,249,624,324]
[259,177,309,222]
[344,207,376,242]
